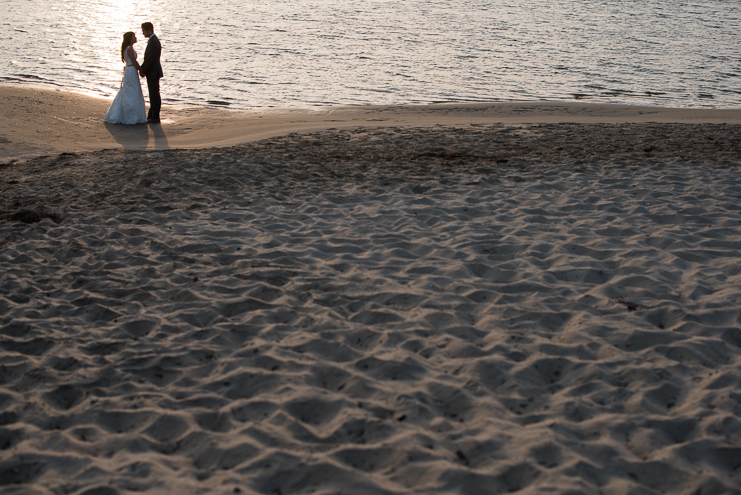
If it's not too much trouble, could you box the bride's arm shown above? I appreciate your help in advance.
[127,46,141,70]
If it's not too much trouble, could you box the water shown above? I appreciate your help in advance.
[3,0,740,110]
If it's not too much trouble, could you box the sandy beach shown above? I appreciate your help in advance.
[2,85,741,164]
[2,85,741,494]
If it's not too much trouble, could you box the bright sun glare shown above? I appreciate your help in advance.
[87,0,149,74]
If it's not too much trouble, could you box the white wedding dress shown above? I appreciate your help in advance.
[104,47,147,124]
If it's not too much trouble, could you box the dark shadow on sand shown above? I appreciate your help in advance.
[104,122,169,149]
[151,123,169,149]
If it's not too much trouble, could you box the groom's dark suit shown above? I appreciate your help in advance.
[140,34,163,121]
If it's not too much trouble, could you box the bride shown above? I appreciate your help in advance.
[104,31,147,124]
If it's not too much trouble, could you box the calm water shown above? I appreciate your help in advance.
[3,0,740,109]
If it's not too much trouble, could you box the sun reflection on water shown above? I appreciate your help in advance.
[62,0,159,96]
[91,1,147,70]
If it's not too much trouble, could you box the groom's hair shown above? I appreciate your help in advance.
[141,22,154,32]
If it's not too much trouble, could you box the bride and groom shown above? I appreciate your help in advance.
[104,22,162,125]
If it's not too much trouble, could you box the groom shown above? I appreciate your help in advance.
[139,22,163,123]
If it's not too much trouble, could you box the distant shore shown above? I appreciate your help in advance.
[2,84,741,163]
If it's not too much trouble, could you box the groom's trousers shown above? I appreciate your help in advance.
[146,75,161,120]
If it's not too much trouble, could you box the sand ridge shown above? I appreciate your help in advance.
[2,120,741,494]
[2,84,741,163]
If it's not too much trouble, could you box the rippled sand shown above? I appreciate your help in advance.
[2,123,741,494]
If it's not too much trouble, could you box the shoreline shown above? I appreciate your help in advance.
[2,84,741,163]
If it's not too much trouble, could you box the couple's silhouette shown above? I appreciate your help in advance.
[104,22,162,125]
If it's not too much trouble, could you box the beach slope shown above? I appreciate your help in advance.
[2,84,741,162]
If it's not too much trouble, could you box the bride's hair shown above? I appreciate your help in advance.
[121,32,135,62]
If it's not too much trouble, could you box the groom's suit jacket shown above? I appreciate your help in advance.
[140,35,163,79]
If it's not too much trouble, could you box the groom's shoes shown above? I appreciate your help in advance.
[147,118,161,124]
